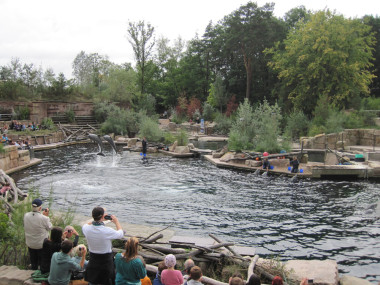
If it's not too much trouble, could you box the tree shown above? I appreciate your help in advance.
[207,73,228,113]
[127,21,155,94]
[268,10,376,115]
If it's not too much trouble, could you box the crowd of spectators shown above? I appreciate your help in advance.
[25,202,309,285]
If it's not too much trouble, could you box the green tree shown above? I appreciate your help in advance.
[268,10,376,115]
[127,21,155,94]
[207,73,228,113]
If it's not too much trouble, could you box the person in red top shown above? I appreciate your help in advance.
[161,254,183,285]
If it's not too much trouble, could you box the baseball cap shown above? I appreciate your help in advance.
[32,198,43,207]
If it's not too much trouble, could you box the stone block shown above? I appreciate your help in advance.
[174,146,190,154]
[0,157,10,171]
[188,143,195,150]
[285,260,339,285]
[300,154,308,163]
[245,160,261,167]
[18,150,29,157]
[313,143,326,149]
[327,134,338,145]
[339,275,372,285]
[10,158,19,169]
[127,138,138,147]
[314,134,326,144]
[147,147,158,153]
[9,149,19,160]
[169,141,178,152]
[325,153,339,165]
[220,152,235,162]
[168,122,177,131]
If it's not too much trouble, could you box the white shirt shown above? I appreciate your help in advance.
[24,210,52,249]
[82,223,123,254]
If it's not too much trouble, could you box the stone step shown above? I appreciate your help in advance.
[0,265,37,285]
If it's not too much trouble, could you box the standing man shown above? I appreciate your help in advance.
[82,207,124,285]
[24,198,52,270]
[142,137,148,162]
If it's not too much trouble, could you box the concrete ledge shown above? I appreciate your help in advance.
[339,276,372,285]
[5,158,42,175]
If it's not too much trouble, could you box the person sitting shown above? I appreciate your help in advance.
[2,133,9,145]
[187,266,202,285]
[290,156,299,173]
[71,244,89,269]
[161,254,184,285]
[0,183,11,197]
[63,225,79,246]
[262,157,271,172]
[114,237,147,285]
[40,226,64,274]
[48,240,86,285]
[247,274,261,285]
[153,261,167,285]
[229,273,245,285]
[182,259,195,285]
[140,256,152,285]
[272,276,284,285]
[14,140,21,149]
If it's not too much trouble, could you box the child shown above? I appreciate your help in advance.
[161,254,184,285]
[153,260,167,285]
[187,266,203,285]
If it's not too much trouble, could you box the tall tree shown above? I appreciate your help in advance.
[127,21,155,94]
[268,10,376,115]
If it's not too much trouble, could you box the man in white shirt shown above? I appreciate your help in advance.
[82,206,123,285]
[24,198,52,270]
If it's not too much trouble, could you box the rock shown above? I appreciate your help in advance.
[325,153,339,165]
[269,158,290,167]
[0,265,36,285]
[220,152,235,162]
[285,260,339,285]
[128,138,138,147]
[169,141,178,152]
[188,143,195,150]
[339,276,372,285]
[174,146,190,154]
[245,160,262,167]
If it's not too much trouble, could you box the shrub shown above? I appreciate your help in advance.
[138,116,163,142]
[187,97,202,119]
[175,129,188,146]
[308,124,326,136]
[0,212,9,240]
[15,104,30,120]
[65,109,75,123]
[170,108,186,124]
[284,110,310,141]
[213,113,232,135]
[41,117,56,130]
[202,102,214,121]
[163,132,176,145]
[135,94,156,116]
[362,96,380,110]
[101,107,130,136]
[225,95,239,117]
[93,102,119,123]
[228,129,252,151]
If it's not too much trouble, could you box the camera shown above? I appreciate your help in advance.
[68,229,72,233]
[104,214,112,220]
[42,208,47,212]
[79,247,82,251]
[308,280,313,284]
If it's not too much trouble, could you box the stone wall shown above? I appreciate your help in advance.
[301,129,380,149]
[0,101,94,124]
[2,131,64,146]
[0,146,30,171]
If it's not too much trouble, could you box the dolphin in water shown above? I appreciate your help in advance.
[88,134,105,156]
[254,169,260,175]
[103,135,117,153]
[290,174,298,182]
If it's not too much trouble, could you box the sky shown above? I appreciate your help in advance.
[0,0,379,79]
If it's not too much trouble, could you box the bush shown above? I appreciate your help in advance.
[134,94,156,116]
[362,97,380,110]
[15,104,30,120]
[284,110,310,141]
[175,129,188,146]
[308,124,326,136]
[163,132,176,145]
[65,109,75,123]
[202,102,214,121]
[213,113,232,135]
[93,102,119,123]
[170,108,187,124]
[228,129,252,151]
[138,116,163,142]
[101,107,130,136]
[41,117,56,130]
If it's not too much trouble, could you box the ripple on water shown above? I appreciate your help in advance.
[11,145,380,282]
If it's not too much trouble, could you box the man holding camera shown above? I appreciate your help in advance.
[82,206,124,285]
[24,198,52,270]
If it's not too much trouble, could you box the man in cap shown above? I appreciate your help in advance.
[82,206,124,285]
[24,198,52,270]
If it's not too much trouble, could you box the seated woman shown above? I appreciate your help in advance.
[40,227,64,274]
[72,244,89,269]
[114,237,147,285]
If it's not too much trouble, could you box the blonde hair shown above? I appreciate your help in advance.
[123,237,139,262]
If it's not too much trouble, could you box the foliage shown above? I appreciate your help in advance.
[252,100,283,153]
[65,109,75,123]
[187,97,202,119]
[138,116,163,142]
[0,143,4,153]
[268,10,376,115]
[0,212,9,240]
[225,95,239,117]
[202,102,214,121]
[361,96,380,110]
[207,74,228,113]
[175,129,188,146]
[175,94,188,118]
[41,117,56,130]
[93,102,119,123]
[213,113,232,135]
[14,104,30,120]
[99,107,142,137]
[228,99,256,151]
[134,93,156,116]
[163,131,176,145]
[284,110,310,141]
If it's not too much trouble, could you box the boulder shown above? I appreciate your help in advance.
[285,260,339,285]
[188,143,195,150]
[339,276,372,285]
[127,138,138,147]
[169,141,178,152]
[325,153,339,165]
[220,152,235,162]
[0,265,36,285]
[174,146,190,154]
[269,158,290,167]
[245,160,262,167]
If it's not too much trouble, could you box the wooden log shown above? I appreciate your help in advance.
[139,244,166,256]
[255,265,289,285]
[209,233,244,259]
[0,169,22,203]
[247,255,259,281]
[87,124,97,131]
[174,242,234,259]
[143,234,164,244]
[140,244,186,254]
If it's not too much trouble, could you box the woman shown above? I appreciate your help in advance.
[40,227,63,274]
[161,254,184,285]
[114,237,147,285]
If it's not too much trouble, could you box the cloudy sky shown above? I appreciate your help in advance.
[0,0,378,79]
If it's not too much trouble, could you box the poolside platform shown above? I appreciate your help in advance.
[158,149,195,158]
[5,158,42,175]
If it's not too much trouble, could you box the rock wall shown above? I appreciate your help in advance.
[0,146,30,171]
[301,129,380,149]
[3,131,64,146]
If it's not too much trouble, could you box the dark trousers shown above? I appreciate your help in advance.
[28,247,42,270]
